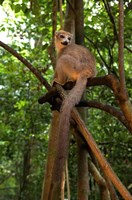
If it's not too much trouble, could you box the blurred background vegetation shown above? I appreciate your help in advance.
[0,0,131,199]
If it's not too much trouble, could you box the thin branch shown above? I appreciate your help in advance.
[124,45,132,53]
[48,0,58,67]
[118,0,126,93]
[102,0,118,40]
[85,35,110,70]
[104,174,120,200]
[88,147,119,200]
[65,160,70,200]
[59,0,63,29]
[88,160,111,200]
[52,0,58,38]
[104,0,132,54]
[0,173,13,185]
[0,41,51,91]
[107,40,114,68]
[77,100,131,131]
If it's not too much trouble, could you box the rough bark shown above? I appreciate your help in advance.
[41,111,61,200]
[74,0,89,199]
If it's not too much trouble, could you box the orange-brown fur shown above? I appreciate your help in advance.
[54,30,96,85]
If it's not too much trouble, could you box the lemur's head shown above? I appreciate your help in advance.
[55,30,73,53]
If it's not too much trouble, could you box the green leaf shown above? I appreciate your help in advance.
[0,0,4,5]
[14,4,21,13]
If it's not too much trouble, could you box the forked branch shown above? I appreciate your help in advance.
[56,84,132,200]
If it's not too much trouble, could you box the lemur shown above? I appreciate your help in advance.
[52,30,96,185]
[54,30,96,102]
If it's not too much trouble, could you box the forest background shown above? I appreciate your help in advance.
[0,0,132,200]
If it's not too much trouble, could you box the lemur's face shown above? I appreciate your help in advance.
[55,30,73,47]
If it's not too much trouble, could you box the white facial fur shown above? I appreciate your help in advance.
[55,31,73,45]
[55,30,73,53]
[59,33,72,46]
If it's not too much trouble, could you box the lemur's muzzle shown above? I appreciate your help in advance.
[61,41,68,45]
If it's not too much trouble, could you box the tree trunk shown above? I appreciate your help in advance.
[88,160,111,200]
[75,0,89,199]
[18,140,32,200]
[76,134,89,200]
[41,111,61,200]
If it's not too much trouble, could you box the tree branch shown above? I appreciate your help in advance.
[102,0,118,40]
[85,35,110,70]
[88,160,111,200]
[77,100,131,131]
[1,40,132,131]
[104,174,120,200]
[0,41,51,91]
[38,74,132,131]
[38,75,119,104]
[38,87,131,132]
[55,84,132,200]
[118,0,126,93]
[47,0,58,67]
[124,45,132,53]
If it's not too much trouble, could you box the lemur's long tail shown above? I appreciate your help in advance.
[52,76,87,183]
[63,76,88,112]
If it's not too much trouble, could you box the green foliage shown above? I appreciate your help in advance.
[0,0,132,199]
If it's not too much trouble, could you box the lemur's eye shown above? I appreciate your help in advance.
[60,34,65,38]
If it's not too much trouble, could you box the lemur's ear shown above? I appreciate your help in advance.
[55,31,58,36]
